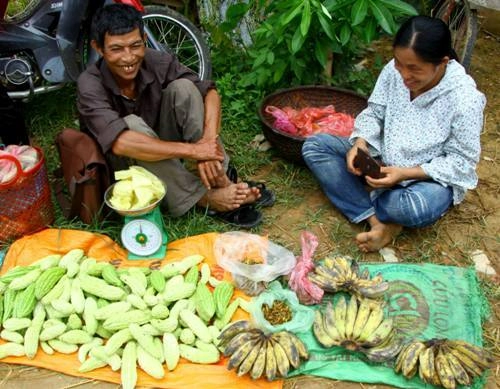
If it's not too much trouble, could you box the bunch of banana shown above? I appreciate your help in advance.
[218,320,308,381]
[395,338,493,388]
[312,295,401,362]
[307,255,389,299]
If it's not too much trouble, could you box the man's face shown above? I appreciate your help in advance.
[94,28,146,86]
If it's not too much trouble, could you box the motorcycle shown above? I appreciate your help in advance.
[0,0,211,100]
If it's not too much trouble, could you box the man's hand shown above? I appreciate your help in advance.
[191,137,224,162]
[197,159,225,189]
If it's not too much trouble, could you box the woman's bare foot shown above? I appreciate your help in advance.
[198,182,260,212]
[356,216,402,253]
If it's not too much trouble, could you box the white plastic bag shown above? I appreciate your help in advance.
[213,232,296,291]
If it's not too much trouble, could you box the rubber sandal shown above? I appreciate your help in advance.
[245,180,276,208]
[207,205,263,229]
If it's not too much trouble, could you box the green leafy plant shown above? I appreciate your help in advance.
[218,0,418,90]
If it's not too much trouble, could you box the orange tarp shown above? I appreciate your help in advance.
[1,228,283,389]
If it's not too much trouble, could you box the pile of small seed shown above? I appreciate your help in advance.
[262,300,293,325]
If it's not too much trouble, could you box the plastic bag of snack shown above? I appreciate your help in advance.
[214,232,296,295]
[249,281,314,333]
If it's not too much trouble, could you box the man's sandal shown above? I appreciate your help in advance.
[207,205,263,229]
[226,166,276,208]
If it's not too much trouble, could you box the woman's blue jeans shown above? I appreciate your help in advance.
[302,134,453,227]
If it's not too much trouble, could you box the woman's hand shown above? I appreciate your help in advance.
[346,139,368,176]
[365,165,428,188]
[365,166,406,188]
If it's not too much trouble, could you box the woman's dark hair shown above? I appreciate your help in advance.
[393,16,458,64]
[92,4,144,48]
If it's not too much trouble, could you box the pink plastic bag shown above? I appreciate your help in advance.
[266,105,355,138]
[288,231,324,305]
[265,106,297,135]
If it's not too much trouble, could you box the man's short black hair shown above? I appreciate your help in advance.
[92,4,144,48]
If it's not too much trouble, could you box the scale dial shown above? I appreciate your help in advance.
[121,219,163,256]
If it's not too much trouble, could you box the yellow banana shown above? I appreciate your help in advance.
[417,345,436,384]
[282,331,308,360]
[323,301,341,342]
[237,338,264,377]
[249,338,268,380]
[447,340,493,369]
[265,338,277,381]
[307,273,337,292]
[363,318,394,347]
[272,332,300,369]
[394,342,412,373]
[444,350,471,386]
[447,346,483,377]
[227,337,262,371]
[401,341,427,378]
[357,304,384,342]
[223,329,263,357]
[218,320,252,346]
[362,334,402,363]
[352,298,371,340]
[312,310,337,347]
[333,295,347,338]
[344,294,358,339]
[435,349,457,389]
[272,339,290,378]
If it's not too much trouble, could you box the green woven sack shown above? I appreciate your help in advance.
[289,263,490,388]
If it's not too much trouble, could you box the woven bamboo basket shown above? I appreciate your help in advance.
[259,86,368,163]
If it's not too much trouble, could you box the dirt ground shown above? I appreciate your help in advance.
[1,29,499,389]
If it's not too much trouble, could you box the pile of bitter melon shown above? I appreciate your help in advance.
[0,249,242,388]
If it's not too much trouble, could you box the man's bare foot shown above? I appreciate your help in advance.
[356,218,402,253]
[198,182,259,212]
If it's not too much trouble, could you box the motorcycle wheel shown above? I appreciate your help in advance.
[143,5,212,80]
[432,0,478,71]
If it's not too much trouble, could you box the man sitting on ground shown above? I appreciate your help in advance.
[77,4,273,228]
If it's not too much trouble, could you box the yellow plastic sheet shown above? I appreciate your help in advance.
[1,229,283,389]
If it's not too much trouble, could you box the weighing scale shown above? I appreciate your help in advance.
[121,207,168,260]
[104,184,168,260]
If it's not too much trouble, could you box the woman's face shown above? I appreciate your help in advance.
[393,46,448,97]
